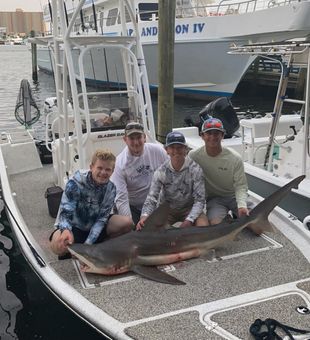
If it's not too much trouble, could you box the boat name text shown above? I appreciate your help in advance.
[97,132,125,139]
[128,23,205,37]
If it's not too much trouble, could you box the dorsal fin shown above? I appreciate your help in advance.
[247,175,305,236]
[249,175,305,220]
[143,202,170,231]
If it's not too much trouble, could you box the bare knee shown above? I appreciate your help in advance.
[107,215,133,237]
[121,216,134,232]
[195,214,209,227]
[209,217,223,225]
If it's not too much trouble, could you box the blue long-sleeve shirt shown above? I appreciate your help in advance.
[55,170,116,244]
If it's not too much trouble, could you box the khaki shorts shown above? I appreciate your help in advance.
[206,196,254,221]
[206,196,238,221]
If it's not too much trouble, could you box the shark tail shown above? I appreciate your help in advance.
[248,175,305,234]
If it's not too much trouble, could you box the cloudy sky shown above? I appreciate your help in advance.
[0,0,47,12]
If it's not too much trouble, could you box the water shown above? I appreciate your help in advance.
[0,45,301,339]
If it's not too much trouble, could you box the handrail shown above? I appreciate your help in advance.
[42,0,303,30]
[174,0,299,17]
[303,47,310,174]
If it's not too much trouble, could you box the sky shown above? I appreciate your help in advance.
[0,0,47,12]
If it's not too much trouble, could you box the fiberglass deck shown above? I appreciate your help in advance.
[9,165,310,339]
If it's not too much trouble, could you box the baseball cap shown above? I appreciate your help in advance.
[165,131,187,147]
[125,122,144,136]
[201,118,225,134]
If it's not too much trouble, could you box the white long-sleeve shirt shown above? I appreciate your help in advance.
[111,143,168,217]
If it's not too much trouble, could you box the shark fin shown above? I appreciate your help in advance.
[143,202,171,230]
[131,265,185,285]
[249,175,305,220]
[247,219,275,235]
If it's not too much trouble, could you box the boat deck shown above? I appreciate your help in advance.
[8,164,310,339]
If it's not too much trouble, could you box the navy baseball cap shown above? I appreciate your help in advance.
[165,131,187,147]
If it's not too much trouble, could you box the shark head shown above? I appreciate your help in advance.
[68,238,137,275]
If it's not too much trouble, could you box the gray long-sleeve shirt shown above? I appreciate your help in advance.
[141,157,205,222]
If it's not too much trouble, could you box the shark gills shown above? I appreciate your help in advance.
[68,175,305,285]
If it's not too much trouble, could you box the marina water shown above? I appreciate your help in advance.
[0,44,292,339]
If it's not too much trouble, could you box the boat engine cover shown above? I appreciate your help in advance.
[199,97,239,138]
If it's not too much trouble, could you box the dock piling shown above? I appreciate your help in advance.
[30,30,38,82]
[157,0,176,143]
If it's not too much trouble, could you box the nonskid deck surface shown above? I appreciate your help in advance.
[10,165,310,339]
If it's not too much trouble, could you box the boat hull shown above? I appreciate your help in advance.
[37,39,254,99]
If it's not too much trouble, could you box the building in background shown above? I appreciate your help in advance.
[0,9,44,37]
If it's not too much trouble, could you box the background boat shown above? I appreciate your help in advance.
[37,0,310,99]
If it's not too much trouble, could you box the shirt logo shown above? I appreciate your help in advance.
[136,165,150,175]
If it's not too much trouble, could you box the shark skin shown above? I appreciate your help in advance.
[68,175,305,285]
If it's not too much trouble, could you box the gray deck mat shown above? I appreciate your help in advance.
[10,166,310,338]
[125,311,223,340]
[211,294,310,339]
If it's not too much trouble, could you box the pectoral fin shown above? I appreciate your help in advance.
[131,265,185,285]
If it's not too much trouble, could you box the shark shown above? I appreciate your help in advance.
[68,175,305,285]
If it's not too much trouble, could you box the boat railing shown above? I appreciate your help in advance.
[42,0,302,37]
[174,0,300,18]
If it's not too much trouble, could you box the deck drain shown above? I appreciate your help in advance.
[296,306,310,315]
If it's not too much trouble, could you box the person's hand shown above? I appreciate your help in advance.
[136,216,147,231]
[50,229,74,255]
[179,220,193,228]
[238,207,249,218]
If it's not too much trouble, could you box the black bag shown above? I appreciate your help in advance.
[45,186,63,218]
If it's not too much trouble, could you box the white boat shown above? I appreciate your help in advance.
[1,1,310,338]
[36,0,310,99]
[6,36,24,45]
[174,40,310,224]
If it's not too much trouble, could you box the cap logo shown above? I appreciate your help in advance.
[205,121,222,129]
[201,118,225,133]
